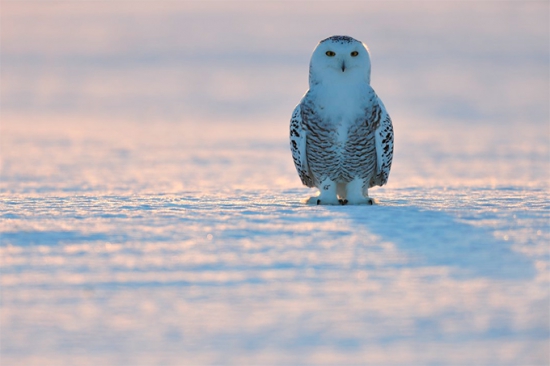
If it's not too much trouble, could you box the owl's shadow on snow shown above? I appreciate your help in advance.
[339,202,535,281]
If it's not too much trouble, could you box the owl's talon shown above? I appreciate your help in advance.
[367,198,373,205]
[338,199,348,205]
[317,199,321,205]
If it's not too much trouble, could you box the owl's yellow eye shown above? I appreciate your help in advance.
[350,51,359,57]
[325,51,336,57]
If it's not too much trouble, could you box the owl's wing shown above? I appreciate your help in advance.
[371,96,394,187]
[290,103,314,187]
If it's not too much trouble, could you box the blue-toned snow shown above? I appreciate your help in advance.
[1,2,549,365]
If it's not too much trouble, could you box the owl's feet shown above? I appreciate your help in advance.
[306,196,341,205]
[345,179,375,205]
[306,196,373,205]
[306,178,342,205]
[346,196,375,205]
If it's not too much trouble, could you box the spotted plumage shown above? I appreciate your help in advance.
[289,35,394,205]
[320,35,356,44]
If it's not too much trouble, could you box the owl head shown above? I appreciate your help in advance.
[309,35,371,87]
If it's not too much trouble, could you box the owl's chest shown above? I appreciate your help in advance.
[309,86,369,126]
[316,119,370,153]
[304,85,374,147]
[305,112,376,181]
[308,106,369,147]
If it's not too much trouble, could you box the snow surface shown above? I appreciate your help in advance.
[1,2,549,365]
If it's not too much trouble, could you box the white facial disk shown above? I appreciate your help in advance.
[309,35,372,87]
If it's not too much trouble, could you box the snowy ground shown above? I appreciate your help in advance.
[1,2,549,365]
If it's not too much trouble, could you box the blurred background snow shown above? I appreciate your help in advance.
[1,1,549,365]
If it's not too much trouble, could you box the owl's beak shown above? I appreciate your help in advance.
[341,61,346,72]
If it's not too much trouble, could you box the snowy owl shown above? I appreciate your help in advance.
[290,35,394,205]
